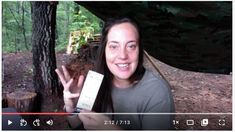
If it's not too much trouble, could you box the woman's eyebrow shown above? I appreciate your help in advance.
[108,40,138,44]
[108,41,119,44]
[127,40,137,43]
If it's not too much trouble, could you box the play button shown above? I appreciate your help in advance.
[8,120,13,125]
[2,108,31,130]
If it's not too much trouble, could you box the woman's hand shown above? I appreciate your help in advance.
[55,65,84,112]
[78,110,121,130]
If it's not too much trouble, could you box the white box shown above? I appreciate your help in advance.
[75,70,104,112]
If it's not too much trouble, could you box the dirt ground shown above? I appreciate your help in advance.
[2,51,232,130]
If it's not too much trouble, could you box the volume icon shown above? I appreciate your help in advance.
[46,119,53,126]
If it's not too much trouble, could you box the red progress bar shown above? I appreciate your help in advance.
[2,112,71,115]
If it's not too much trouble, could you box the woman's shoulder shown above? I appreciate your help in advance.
[135,69,175,112]
[137,69,172,94]
[140,69,169,85]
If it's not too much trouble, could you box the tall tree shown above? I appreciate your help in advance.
[64,2,70,39]
[6,3,21,52]
[21,1,28,50]
[7,2,29,51]
[31,1,61,110]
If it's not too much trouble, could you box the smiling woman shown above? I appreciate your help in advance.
[105,22,139,88]
[55,17,175,130]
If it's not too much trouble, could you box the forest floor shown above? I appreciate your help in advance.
[2,51,232,130]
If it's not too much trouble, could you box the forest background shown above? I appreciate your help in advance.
[2,1,102,53]
[1,1,232,130]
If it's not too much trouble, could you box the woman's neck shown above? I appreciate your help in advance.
[113,77,132,89]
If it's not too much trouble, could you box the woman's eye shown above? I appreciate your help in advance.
[127,44,137,50]
[109,45,118,49]
[129,45,136,48]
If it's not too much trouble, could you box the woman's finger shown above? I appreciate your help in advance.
[77,75,84,92]
[70,93,80,98]
[64,90,80,99]
[79,113,91,123]
[62,65,71,81]
[81,110,101,121]
[64,78,74,91]
[55,69,66,86]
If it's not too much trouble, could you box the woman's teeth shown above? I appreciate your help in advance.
[117,64,129,68]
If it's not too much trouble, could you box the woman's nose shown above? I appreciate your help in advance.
[118,48,128,59]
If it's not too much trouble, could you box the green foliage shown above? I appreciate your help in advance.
[2,1,32,53]
[2,1,102,53]
[2,42,16,53]
[55,41,67,53]
[55,2,102,52]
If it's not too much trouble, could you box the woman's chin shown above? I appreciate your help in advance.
[114,73,132,80]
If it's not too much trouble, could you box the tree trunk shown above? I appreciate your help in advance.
[31,2,61,111]
[7,91,37,112]
[64,2,70,40]
[21,1,29,50]
[7,6,20,53]
[14,36,18,53]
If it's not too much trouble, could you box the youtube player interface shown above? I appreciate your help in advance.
[1,1,232,131]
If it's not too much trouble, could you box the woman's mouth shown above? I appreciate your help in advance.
[116,63,129,68]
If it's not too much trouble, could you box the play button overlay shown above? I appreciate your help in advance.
[2,108,31,130]
[8,120,13,125]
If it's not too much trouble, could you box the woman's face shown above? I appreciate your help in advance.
[105,22,139,86]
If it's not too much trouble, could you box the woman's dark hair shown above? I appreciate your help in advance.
[93,17,145,113]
